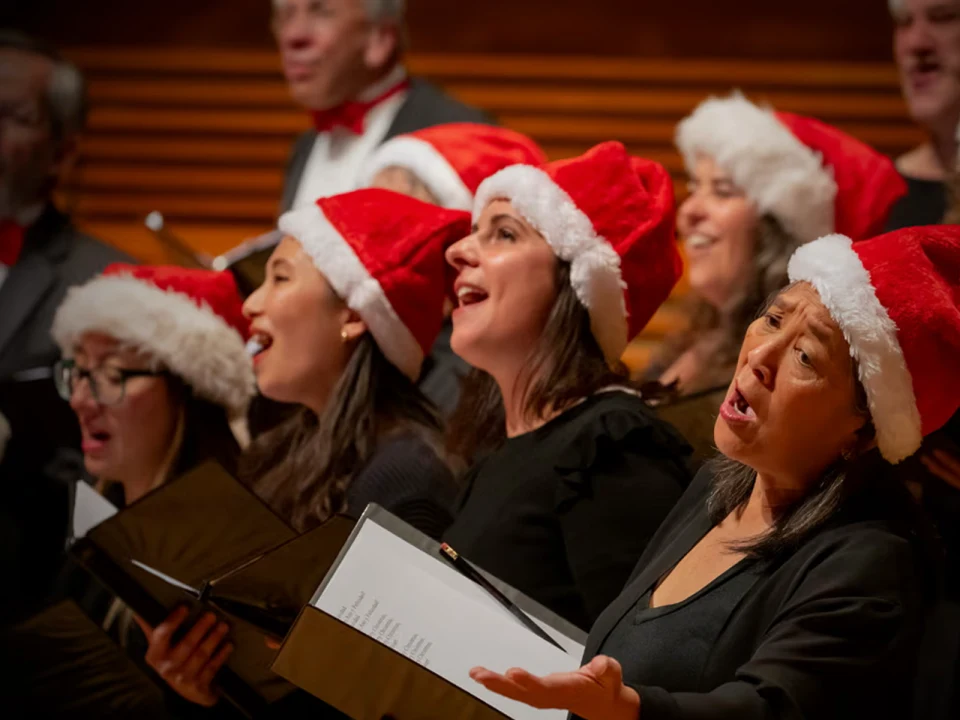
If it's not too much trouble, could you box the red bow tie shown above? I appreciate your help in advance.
[310,79,409,135]
[0,220,24,267]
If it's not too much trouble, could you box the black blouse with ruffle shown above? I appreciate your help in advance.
[442,390,693,630]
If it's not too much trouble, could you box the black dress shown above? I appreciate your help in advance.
[582,465,930,720]
[343,430,457,540]
[443,390,692,630]
[885,175,947,230]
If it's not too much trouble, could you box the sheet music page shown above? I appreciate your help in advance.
[313,520,584,720]
[72,481,118,540]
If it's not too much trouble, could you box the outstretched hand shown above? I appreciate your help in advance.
[469,655,640,720]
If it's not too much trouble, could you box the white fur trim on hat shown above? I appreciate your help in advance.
[357,136,474,211]
[278,206,425,381]
[787,234,922,463]
[473,164,629,361]
[676,94,837,243]
[51,276,256,415]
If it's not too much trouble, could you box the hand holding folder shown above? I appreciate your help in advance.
[69,460,354,716]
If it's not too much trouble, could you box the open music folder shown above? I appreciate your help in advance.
[68,460,354,716]
[273,504,588,720]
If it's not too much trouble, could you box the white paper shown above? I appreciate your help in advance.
[130,559,200,596]
[313,521,584,720]
[72,481,118,540]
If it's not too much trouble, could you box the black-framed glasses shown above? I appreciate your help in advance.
[54,358,168,406]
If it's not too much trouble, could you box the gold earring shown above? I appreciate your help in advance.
[340,329,349,342]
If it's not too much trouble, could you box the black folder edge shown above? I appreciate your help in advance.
[272,503,587,720]
[63,461,302,718]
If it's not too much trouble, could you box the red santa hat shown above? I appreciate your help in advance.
[51,264,256,417]
[278,188,471,380]
[675,93,907,242]
[472,141,682,363]
[788,226,960,464]
[357,123,548,211]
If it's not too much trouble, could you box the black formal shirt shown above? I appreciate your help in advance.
[583,465,930,720]
[443,390,692,630]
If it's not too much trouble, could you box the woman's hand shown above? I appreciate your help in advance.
[135,607,233,707]
[922,448,960,491]
[469,655,640,720]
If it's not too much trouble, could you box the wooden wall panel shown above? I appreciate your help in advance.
[62,48,919,233]
[8,0,897,61]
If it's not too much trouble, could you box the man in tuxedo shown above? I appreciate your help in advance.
[274,0,491,213]
[885,0,960,228]
[0,32,131,620]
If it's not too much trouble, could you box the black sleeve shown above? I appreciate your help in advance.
[556,419,688,626]
[634,531,922,720]
[345,437,456,540]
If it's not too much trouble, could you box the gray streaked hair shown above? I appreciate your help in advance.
[889,0,905,16]
[271,0,405,22]
[0,31,88,144]
[365,0,405,22]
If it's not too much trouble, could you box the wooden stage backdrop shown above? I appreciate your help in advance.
[7,0,918,369]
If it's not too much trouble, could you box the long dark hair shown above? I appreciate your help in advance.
[447,261,628,463]
[651,214,800,392]
[173,395,242,477]
[242,334,442,532]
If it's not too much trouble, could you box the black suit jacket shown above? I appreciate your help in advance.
[280,77,493,212]
[0,206,132,379]
[581,466,929,720]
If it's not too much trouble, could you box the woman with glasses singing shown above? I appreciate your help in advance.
[4,264,255,717]
[51,264,252,634]
[50,264,255,502]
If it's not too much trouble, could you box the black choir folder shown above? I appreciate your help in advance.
[272,504,588,720]
[68,460,354,716]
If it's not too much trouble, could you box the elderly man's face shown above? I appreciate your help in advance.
[0,49,59,219]
[894,0,960,129]
[273,0,391,110]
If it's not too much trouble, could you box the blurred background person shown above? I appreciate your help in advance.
[886,0,960,228]
[888,8,960,708]
[359,122,547,210]
[443,144,692,631]
[647,93,906,465]
[217,0,491,287]
[471,225,955,720]
[4,264,254,717]
[359,122,547,415]
[0,30,132,623]
[277,0,490,212]
[140,189,469,708]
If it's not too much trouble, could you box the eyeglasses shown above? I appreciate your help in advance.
[54,358,168,406]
